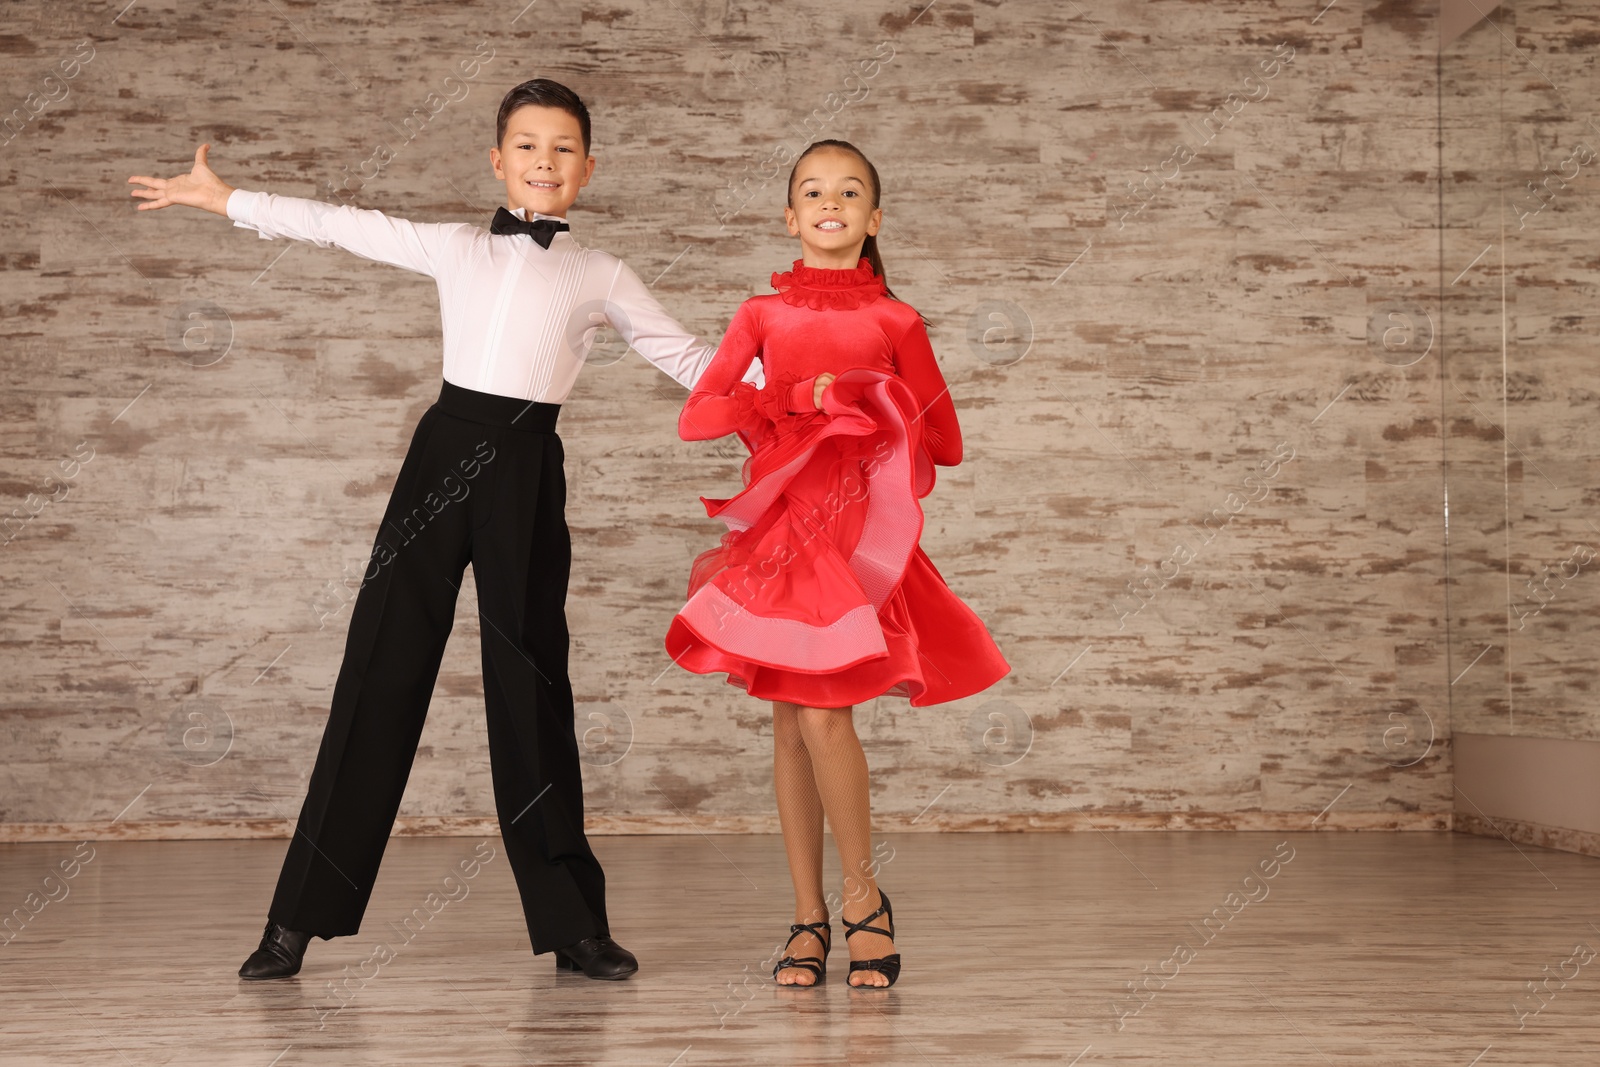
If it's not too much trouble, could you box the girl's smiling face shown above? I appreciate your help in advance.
[784,147,883,268]
[490,105,595,218]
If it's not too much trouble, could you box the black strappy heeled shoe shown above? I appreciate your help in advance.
[842,889,901,988]
[772,919,831,986]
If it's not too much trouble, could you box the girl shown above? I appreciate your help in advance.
[666,140,1010,988]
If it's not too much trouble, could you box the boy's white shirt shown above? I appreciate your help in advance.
[226,189,763,401]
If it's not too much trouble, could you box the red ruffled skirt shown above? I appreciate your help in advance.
[665,367,1010,707]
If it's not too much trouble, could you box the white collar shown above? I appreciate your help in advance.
[509,206,570,224]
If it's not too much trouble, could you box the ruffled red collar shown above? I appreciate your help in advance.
[769,257,887,310]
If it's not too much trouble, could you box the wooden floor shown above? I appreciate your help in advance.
[4,831,1599,1065]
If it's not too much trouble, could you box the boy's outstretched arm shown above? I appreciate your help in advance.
[599,257,764,391]
[130,143,465,277]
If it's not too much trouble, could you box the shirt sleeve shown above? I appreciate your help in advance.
[225,188,469,278]
[890,312,963,466]
[599,257,764,391]
[678,301,767,442]
[588,257,728,390]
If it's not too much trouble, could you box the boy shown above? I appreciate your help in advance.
[130,79,750,981]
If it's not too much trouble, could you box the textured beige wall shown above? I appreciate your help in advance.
[1,0,1477,836]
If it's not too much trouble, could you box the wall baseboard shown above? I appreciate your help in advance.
[0,810,1451,842]
[1453,732,1600,859]
[1453,811,1600,860]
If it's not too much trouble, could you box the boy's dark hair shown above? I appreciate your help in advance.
[496,79,591,154]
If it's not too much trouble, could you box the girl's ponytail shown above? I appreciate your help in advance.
[861,232,887,288]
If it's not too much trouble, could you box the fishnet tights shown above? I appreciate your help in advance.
[771,701,894,987]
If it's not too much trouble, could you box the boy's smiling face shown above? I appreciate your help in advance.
[490,105,595,218]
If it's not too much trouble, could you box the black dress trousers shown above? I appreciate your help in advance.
[267,379,607,953]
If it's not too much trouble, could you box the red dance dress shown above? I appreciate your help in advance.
[664,258,1010,708]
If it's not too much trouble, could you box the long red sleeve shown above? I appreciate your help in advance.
[678,303,764,442]
[889,316,963,466]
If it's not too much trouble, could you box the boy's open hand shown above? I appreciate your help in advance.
[128,143,235,216]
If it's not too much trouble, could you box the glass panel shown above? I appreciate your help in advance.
[1442,1,1600,739]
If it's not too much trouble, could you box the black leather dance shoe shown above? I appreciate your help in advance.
[239,921,312,980]
[553,936,639,980]
[772,919,832,986]
[843,890,901,988]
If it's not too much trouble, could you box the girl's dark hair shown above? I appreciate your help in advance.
[496,79,591,154]
[786,139,903,303]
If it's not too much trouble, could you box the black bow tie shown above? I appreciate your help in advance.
[489,207,569,248]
